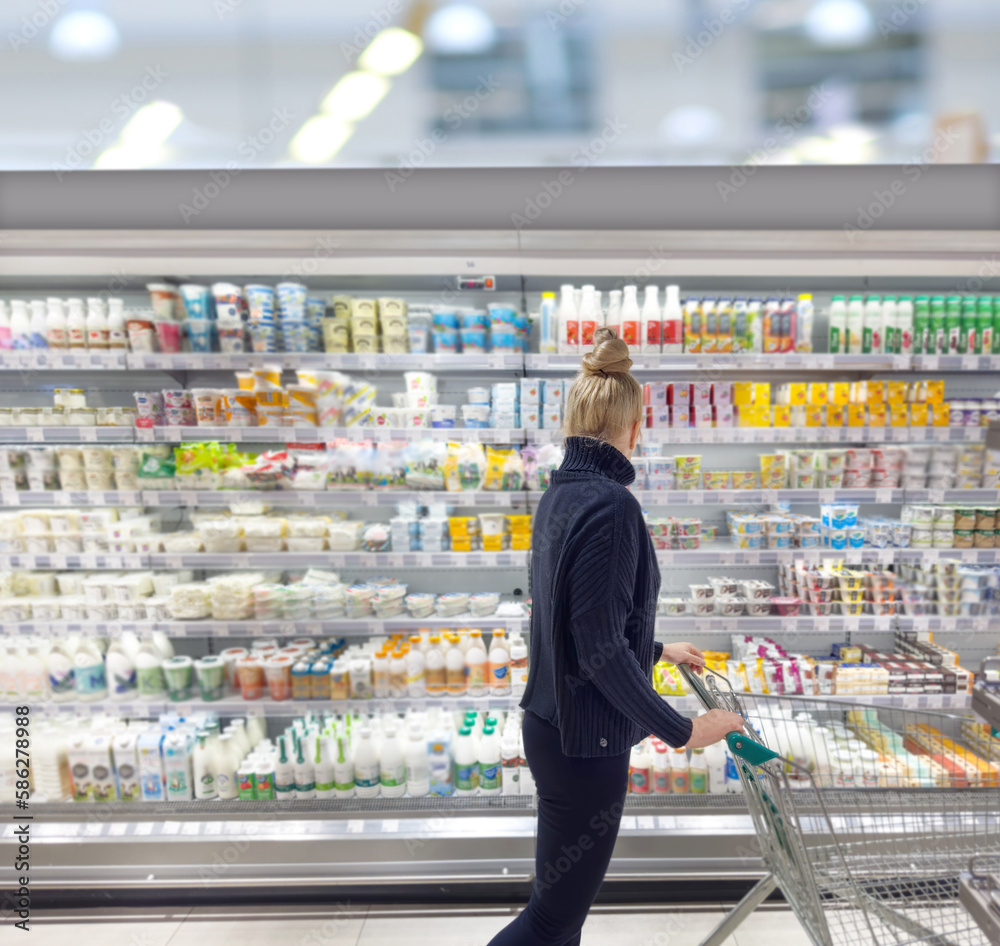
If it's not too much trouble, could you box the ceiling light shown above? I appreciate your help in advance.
[358,28,424,76]
[804,0,875,47]
[424,4,496,55]
[120,102,183,148]
[49,11,121,61]
[93,145,167,170]
[320,72,391,122]
[289,116,353,164]
[658,106,722,146]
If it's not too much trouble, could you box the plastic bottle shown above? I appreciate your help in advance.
[45,298,68,349]
[897,296,915,354]
[418,637,443,697]
[846,295,864,354]
[445,635,466,696]
[214,734,239,800]
[605,289,622,339]
[477,726,501,796]
[73,639,107,701]
[641,285,661,354]
[487,629,510,695]
[946,295,962,354]
[314,736,336,799]
[10,301,31,350]
[651,744,671,794]
[454,726,478,796]
[795,293,814,353]
[193,733,218,800]
[405,638,426,697]
[705,742,727,794]
[670,748,690,794]
[977,297,994,355]
[22,642,48,702]
[353,726,380,798]
[863,295,881,354]
[501,731,520,795]
[880,296,898,355]
[661,284,683,354]
[557,284,579,355]
[28,299,47,348]
[334,734,355,798]
[389,648,407,698]
[928,296,946,354]
[724,744,741,793]
[539,291,558,354]
[509,633,528,697]
[629,742,651,794]
[86,297,109,350]
[274,735,296,800]
[46,640,76,702]
[379,724,406,797]
[464,630,488,697]
[620,285,641,351]
[689,747,708,794]
[828,295,847,354]
[404,724,430,797]
[105,640,136,700]
[107,298,128,349]
[290,734,315,799]
[64,298,86,349]
[0,300,11,350]
[579,284,601,348]
[372,648,390,699]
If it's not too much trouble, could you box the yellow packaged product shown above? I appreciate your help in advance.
[772,406,791,427]
[451,537,473,553]
[869,406,886,427]
[724,659,749,692]
[653,662,688,696]
[846,404,866,427]
[674,455,702,473]
[886,380,907,405]
[909,403,929,426]
[926,379,945,404]
[827,406,845,426]
[787,382,807,406]
[931,402,951,426]
[506,515,532,534]
[889,408,908,427]
[511,533,531,551]
[703,471,731,490]
[753,382,771,404]
[808,383,828,407]
[866,380,886,404]
[733,382,754,407]
[804,407,825,427]
[731,471,758,490]
[483,445,524,492]
[828,382,850,406]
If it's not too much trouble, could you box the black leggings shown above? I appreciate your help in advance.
[486,711,631,946]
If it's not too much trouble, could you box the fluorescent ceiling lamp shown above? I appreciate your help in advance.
[120,101,183,148]
[358,27,424,76]
[289,115,353,164]
[804,0,875,47]
[49,10,121,60]
[320,71,391,121]
[424,4,496,55]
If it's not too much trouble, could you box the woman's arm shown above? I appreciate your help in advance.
[568,597,694,748]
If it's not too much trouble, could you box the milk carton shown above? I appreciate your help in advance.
[137,728,166,802]
[113,731,141,802]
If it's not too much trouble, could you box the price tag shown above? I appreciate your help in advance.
[818,489,836,503]
[780,618,797,633]
[962,355,979,370]
[762,490,779,505]
[346,820,364,834]
[875,489,894,504]
[966,428,982,442]
[892,355,908,370]
[108,822,129,837]
[658,552,674,565]
[136,427,154,443]
[814,617,830,632]
[246,703,265,717]
[961,549,978,563]
[721,618,738,631]
[165,555,183,569]
[161,821,181,835]
[55,492,72,506]
[913,616,930,631]
[381,820,399,833]
[27,428,44,442]
[923,550,940,563]
[181,822,202,836]
[686,490,704,505]
[928,489,945,503]
[80,427,99,443]
[81,822,104,837]
[874,616,891,631]
[636,816,655,831]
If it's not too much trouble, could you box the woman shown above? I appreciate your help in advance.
[487,327,744,946]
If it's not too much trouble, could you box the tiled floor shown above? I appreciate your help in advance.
[14,903,816,946]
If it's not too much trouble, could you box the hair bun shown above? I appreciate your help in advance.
[580,326,633,377]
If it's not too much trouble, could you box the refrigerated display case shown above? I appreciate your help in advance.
[1,167,999,907]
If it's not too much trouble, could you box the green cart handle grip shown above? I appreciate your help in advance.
[727,731,779,766]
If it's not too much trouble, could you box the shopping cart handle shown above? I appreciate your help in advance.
[727,731,779,766]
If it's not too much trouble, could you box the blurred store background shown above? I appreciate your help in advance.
[1,0,998,170]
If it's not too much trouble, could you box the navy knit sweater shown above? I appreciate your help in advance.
[520,436,694,756]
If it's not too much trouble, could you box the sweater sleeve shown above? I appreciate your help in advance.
[653,641,664,664]
[563,493,693,748]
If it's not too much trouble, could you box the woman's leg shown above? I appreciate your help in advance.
[486,712,630,946]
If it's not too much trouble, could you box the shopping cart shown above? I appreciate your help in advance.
[678,665,1000,946]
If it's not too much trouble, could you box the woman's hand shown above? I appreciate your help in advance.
[660,641,705,670]
[686,709,747,749]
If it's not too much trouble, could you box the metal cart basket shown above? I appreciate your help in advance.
[679,666,1000,946]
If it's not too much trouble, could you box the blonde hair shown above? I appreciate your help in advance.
[564,327,643,444]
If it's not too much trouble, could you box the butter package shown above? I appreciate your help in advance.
[647,406,670,428]
[714,405,735,427]
[644,381,668,407]
[541,380,563,404]
[692,382,712,407]
[711,382,733,406]
[668,382,692,406]
[693,405,714,427]
[520,378,540,404]
[671,406,691,428]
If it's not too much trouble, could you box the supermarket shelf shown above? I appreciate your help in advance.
[0,490,143,507]
[529,426,984,445]
[905,489,1000,504]
[0,350,127,370]
[656,615,893,634]
[0,426,134,443]
[155,615,529,637]
[654,546,1000,566]
[0,553,145,569]
[146,550,529,569]
[627,488,904,506]
[4,695,525,717]
[912,354,1000,371]
[144,425,526,444]
[141,489,529,508]
[896,616,999,633]
[0,692,972,716]
[126,352,524,371]
[526,353,907,372]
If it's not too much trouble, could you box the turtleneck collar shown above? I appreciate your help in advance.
[554,436,636,487]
